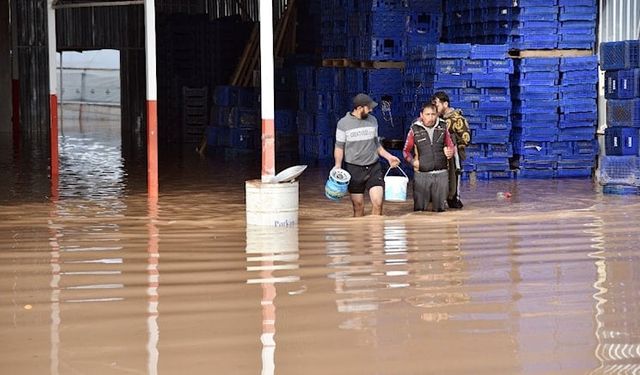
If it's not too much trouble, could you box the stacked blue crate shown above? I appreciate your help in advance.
[556,55,598,177]
[557,0,596,50]
[442,2,559,50]
[434,44,513,179]
[364,68,405,140]
[402,45,436,133]
[401,0,440,137]
[296,65,344,160]
[511,58,560,178]
[600,40,640,192]
[348,0,407,61]
[320,0,348,59]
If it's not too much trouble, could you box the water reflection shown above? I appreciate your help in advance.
[147,199,159,375]
[246,225,300,375]
[587,210,640,374]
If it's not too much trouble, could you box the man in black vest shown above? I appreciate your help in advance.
[402,103,454,212]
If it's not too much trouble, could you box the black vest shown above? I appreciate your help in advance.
[412,120,448,172]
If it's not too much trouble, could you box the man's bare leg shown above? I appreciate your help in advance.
[369,186,384,216]
[350,194,365,217]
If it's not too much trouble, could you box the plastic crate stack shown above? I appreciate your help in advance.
[442,0,559,49]
[402,45,436,129]
[320,0,348,59]
[556,56,599,177]
[405,0,441,47]
[347,0,407,61]
[295,66,342,161]
[206,86,298,158]
[434,44,514,179]
[600,40,640,194]
[511,56,598,178]
[208,85,259,157]
[442,0,595,51]
[511,58,561,178]
[557,0,597,50]
[401,0,441,131]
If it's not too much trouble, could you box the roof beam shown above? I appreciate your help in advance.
[52,1,143,9]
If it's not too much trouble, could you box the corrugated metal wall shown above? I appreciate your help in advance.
[16,0,50,141]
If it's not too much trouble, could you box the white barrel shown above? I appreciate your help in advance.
[246,180,299,227]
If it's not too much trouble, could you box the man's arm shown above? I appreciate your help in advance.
[334,146,344,169]
[402,129,415,163]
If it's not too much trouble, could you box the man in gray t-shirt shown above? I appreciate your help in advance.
[334,93,400,217]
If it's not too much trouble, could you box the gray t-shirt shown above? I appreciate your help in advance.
[335,112,381,166]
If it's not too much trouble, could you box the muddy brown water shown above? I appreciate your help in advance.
[1,118,639,374]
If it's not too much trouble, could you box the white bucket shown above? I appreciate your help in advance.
[384,167,408,202]
[246,180,298,227]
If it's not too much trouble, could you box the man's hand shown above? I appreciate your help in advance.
[412,159,419,171]
[444,146,454,159]
[388,156,400,168]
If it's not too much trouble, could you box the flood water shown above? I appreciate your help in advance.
[1,114,640,375]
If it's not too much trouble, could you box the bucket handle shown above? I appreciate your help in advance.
[384,166,408,179]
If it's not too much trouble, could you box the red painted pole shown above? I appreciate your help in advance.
[144,0,158,199]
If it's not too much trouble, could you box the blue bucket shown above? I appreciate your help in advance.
[325,168,351,201]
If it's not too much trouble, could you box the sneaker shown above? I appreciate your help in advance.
[447,198,464,209]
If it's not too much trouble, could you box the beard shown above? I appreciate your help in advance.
[361,112,369,119]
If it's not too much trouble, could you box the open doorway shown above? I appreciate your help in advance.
[57,49,121,135]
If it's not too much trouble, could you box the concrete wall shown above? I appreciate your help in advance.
[0,0,11,133]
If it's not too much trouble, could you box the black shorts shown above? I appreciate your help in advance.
[344,162,384,194]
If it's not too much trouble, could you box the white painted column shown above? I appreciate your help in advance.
[259,0,275,182]
[47,0,59,198]
[144,0,158,199]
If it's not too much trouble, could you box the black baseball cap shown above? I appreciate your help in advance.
[353,93,378,109]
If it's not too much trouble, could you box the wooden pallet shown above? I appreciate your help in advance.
[321,58,353,68]
[509,49,594,58]
[321,59,405,69]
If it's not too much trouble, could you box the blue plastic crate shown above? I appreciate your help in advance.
[486,114,511,130]
[556,167,592,178]
[275,110,296,135]
[515,57,560,71]
[435,59,463,74]
[437,43,472,58]
[607,99,640,127]
[485,59,514,74]
[514,127,559,142]
[485,143,513,157]
[472,128,510,143]
[603,184,640,195]
[520,0,558,5]
[517,168,556,178]
[476,170,515,179]
[470,44,509,59]
[517,71,560,84]
[214,86,240,106]
[558,127,595,141]
[459,87,482,102]
[558,0,595,5]
[559,55,598,71]
[514,140,551,156]
[296,111,314,134]
[561,69,598,85]
[559,6,597,21]
[462,59,486,73]
[605,127,640,156]
[605,68,640,99]
[600,40,640,71]
[560,83,597,99]
[229,128,259,149]
[599,155,640,185]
